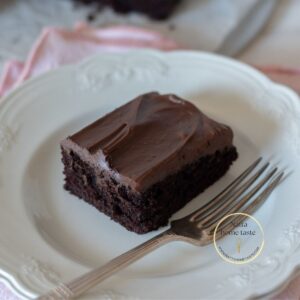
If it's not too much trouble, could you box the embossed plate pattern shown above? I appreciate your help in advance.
[0,51,299,299]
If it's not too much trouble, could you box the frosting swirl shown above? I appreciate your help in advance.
[66,92,234,190]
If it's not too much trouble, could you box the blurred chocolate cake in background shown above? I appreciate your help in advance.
[73,0,182,20]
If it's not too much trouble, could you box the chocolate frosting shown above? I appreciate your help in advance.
[63,92,234,191]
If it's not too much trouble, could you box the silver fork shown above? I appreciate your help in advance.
[39,158,284,300]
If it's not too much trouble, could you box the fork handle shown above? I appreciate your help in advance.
[39,229,176,300]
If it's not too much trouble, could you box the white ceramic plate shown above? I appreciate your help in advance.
[0,51,300,300]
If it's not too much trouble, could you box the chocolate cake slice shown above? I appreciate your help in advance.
[73,0,182,20]
[61,92,238,233]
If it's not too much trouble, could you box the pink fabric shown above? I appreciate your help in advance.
[256,65,300,95]
[1,24,300,299]
[1,23,300,97]
[274,279,300,300]
[0,23,179,97]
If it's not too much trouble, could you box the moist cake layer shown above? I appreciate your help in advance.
[62,146,238,233]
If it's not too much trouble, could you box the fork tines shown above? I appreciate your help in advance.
[189,157,284,237]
